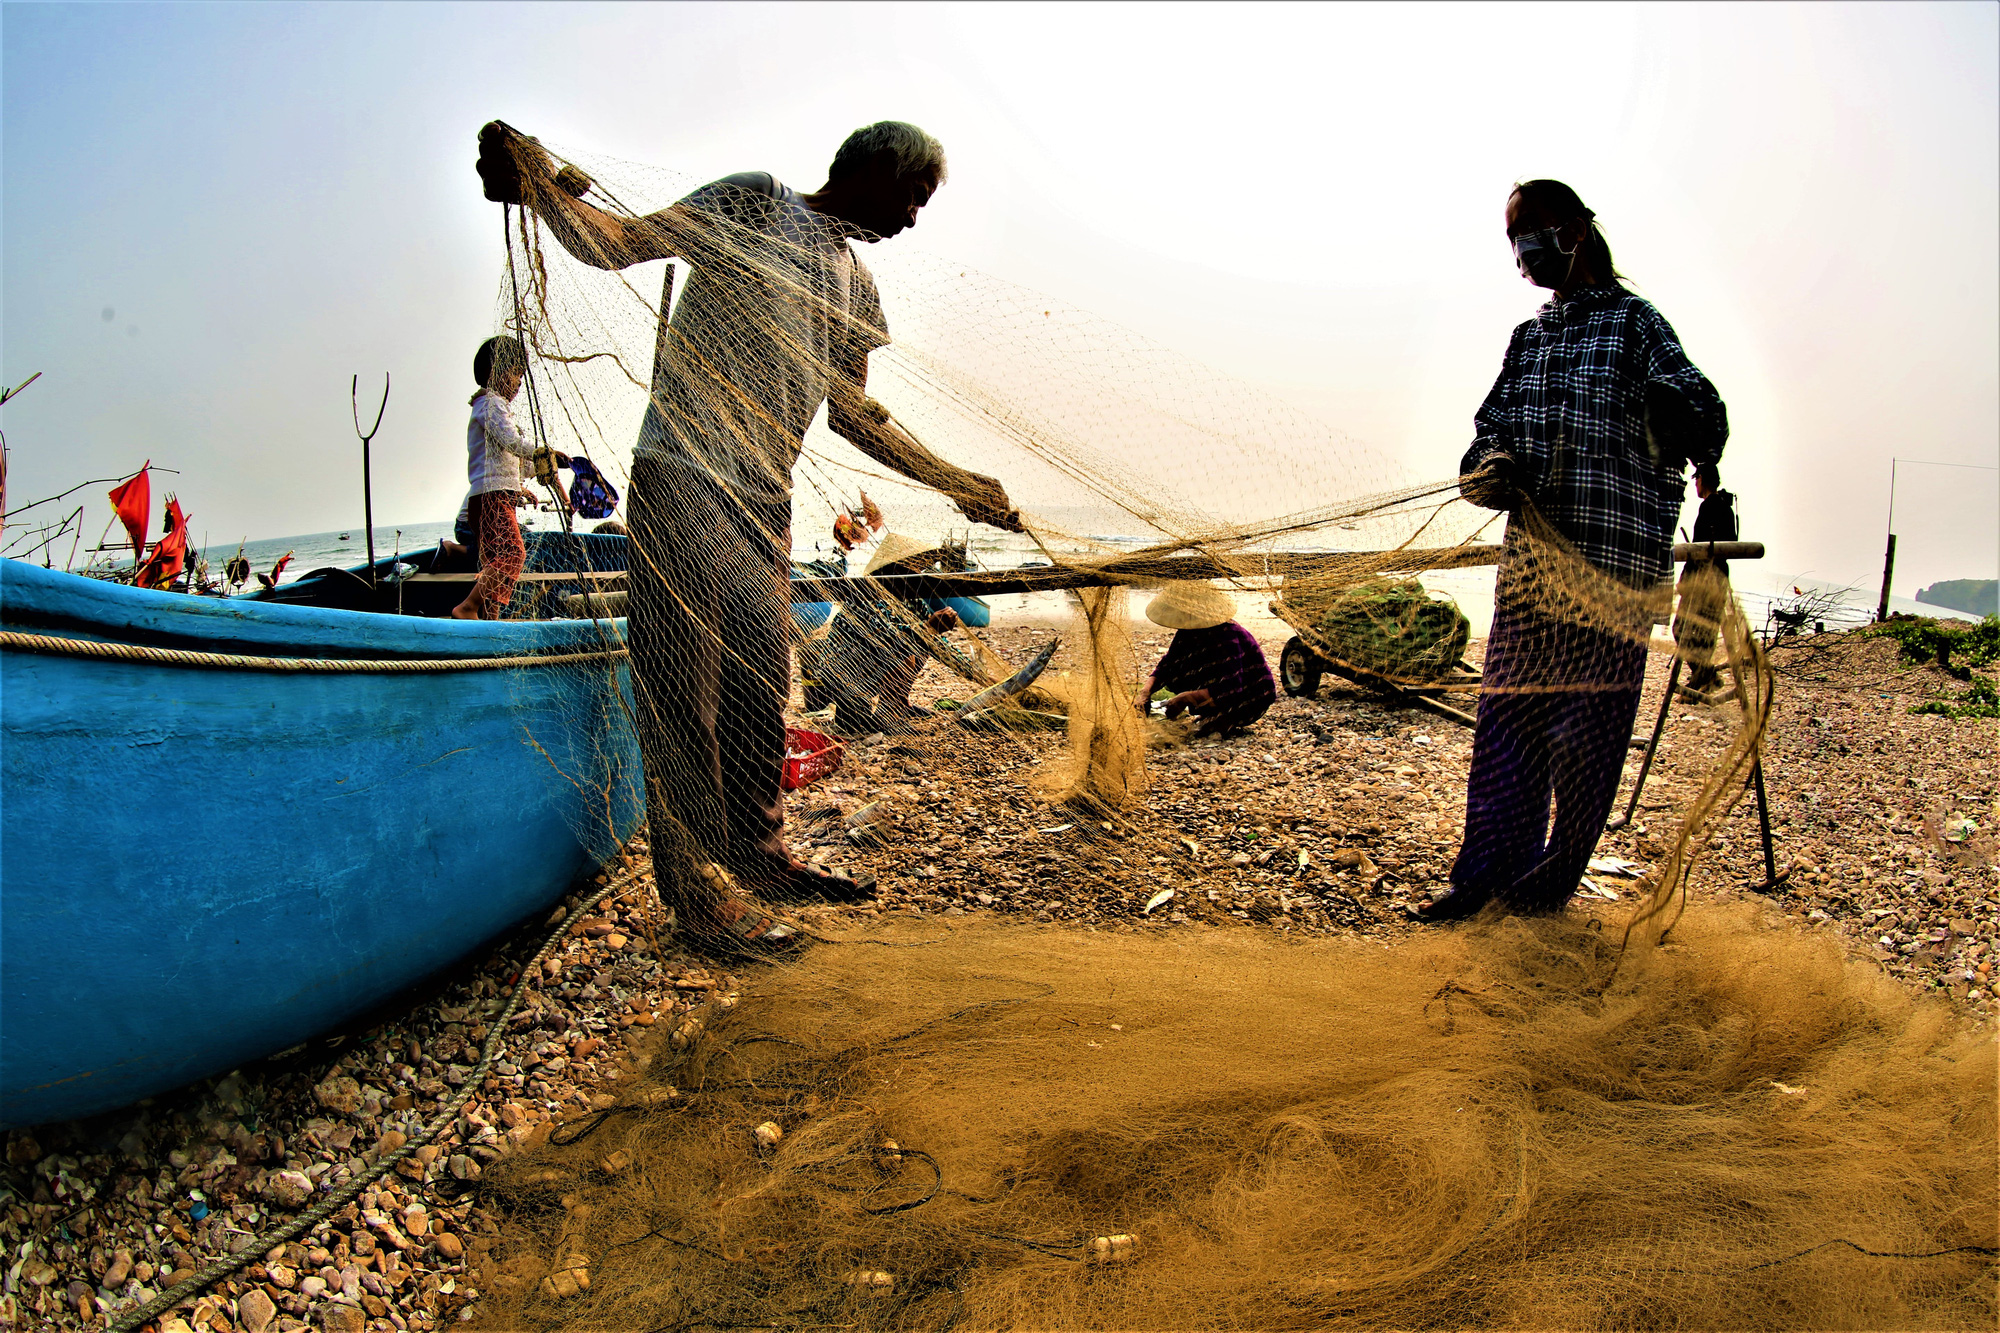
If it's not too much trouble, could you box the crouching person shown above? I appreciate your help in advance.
[1136,582,1276,737]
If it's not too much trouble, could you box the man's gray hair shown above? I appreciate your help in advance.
[828,121,948,185]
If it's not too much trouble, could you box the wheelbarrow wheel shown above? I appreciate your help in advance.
[1280,637,1324,698]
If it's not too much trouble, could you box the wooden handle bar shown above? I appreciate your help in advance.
[403,541,1766,604]
[791,541,1763,603]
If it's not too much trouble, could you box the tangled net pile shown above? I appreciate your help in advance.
[475,912,1995,1330]
[468,136,1995,1328]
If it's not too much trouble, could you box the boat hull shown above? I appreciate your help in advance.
[0,563,643,1127]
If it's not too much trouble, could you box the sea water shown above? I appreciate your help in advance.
[195,522,457,585]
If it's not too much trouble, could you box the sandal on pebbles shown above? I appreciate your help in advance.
[677,863,812,961]
[753,861,879,906]
[690,896,810,962]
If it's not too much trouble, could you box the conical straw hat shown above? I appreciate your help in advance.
[865,532,942,576]
[1145,581,1234,630]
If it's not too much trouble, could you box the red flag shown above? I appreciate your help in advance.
[256,551,294,591]
[107,463,151,565]
[136,496,189,590]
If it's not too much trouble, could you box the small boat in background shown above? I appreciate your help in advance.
[338,532,351,541]
[0,559,643,1127]
[790,547,993,637]
[249,533,989,630]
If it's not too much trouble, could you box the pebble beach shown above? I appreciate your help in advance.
[4,617,1994,1333]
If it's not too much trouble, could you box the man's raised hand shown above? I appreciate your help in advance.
[477,121,548,206]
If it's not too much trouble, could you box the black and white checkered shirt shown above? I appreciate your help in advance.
[1462,285,1728,588]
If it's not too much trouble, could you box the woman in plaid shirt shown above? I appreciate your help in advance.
[1420,180,1728,923]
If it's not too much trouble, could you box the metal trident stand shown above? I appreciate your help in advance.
[1746,753,1788,893]
[1607,654,1682,833]
[1606,558,1788,893]
[1725,612,1791,894]
[352,374,390,588]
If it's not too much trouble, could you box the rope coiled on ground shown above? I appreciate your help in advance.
[107,861,651,1333]
[0,629,626,673]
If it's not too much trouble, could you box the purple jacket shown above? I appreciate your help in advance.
[1154,622,1276,731]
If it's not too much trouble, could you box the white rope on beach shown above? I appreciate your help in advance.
[0,629,627,673]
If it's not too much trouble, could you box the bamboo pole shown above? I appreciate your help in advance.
[1875,532,1897,623]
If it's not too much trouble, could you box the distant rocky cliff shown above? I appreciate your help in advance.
[1915,579,1998,617]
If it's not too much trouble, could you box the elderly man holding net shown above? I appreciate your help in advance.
[477,120,1023,956]
[1419,179,1728,924]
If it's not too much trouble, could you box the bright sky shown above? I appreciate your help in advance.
[4,1,1995,597]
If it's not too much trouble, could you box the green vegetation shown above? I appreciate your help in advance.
[1910,675,2000,720]
[1869,615,2000,678]
[1873,615,2000,717]
[1313,578,1471,682]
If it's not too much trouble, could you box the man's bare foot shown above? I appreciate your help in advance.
[1415,884,1494,923]
[450,599,483,620]
[690,894,809,960]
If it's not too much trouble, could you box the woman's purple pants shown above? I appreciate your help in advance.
[1449,599,1648,914]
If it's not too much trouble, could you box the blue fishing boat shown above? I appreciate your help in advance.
[0,558,644,1128]
[1,524,1007,1127]
[942,595,992,628]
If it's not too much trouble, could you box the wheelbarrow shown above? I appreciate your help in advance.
[1275,613,1482,728]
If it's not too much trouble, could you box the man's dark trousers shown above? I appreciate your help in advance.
[626,458,794,906]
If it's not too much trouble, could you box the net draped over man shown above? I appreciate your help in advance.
[476,119,1024,956]
[1420,178,1728,923]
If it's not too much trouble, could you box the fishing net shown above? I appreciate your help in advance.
[473,910,1996,1331]
[463,126,1994,1327]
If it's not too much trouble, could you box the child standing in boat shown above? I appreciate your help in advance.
[452,336,566,620]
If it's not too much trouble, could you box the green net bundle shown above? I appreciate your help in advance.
[1305,576,1472,683]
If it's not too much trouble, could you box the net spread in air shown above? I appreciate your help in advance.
[470,135,1994,1327]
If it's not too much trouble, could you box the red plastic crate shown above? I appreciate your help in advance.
[781,726,844,791]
